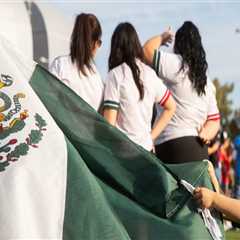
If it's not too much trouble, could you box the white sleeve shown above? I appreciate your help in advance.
[152,71,171,106]
[103,70,120,110]
[153,50,182,84]
[50,57,61,79]
[49,57,71,87]
[207,81,220,121]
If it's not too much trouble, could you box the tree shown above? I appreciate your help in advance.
[212,78,234,126]
[229,109,240,138]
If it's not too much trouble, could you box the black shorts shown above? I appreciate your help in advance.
[155,136,208,164]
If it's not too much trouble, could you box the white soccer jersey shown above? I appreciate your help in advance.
[103,59,170,151]
[50,55,104,111]
[153,50,220,145]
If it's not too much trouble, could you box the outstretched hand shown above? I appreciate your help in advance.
[161,27,174,47]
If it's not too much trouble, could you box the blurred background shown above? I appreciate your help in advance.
[0,0,239,238]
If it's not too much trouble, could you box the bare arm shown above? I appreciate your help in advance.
[144,35,164,65]
[194,187,240,223]
[151,95,176,141]
[207,160,220,193]
[103,109,118,126]
[213,193,240,222]
[143,28,173,65]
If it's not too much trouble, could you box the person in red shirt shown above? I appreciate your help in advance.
[218,132,233,194]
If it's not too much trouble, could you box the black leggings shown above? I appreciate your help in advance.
[155,136,208,164]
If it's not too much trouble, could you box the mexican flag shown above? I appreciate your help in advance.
[0,35,224,240]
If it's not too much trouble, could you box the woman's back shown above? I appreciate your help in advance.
[104,59,169,150]
[104,22,175,151]
[50,13,103,111]
[153,51,220,145]
[50,55,104,111]
[144,21,220,163]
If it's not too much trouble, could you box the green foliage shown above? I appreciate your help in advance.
[35,113,47,129]
[28,129,43,145]
[0,146,11,153]
[229,109,240,138]
[213,78,234,125]
[8,143,29,159]
[0,113,47,171]
[0,161,9,172]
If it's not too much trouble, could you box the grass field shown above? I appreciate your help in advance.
[226,230,240,240]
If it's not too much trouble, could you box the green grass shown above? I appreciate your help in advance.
[226,230,240,240]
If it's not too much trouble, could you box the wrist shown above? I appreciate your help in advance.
[211,192,218,208]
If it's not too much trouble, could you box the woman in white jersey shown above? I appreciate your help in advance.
[103,23,176,151]
[50,13,104,111]
[144,21,220,162]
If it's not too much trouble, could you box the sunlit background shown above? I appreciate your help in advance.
[51,0,240,110]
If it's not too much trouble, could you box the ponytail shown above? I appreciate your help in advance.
[70,13,102,76]
[109,23,145,100]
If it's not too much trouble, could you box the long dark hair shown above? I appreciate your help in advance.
[70,13,102,76]
[174,21,208,96]
[109,22,145,100]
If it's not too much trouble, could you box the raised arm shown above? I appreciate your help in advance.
[143,28,173,65]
